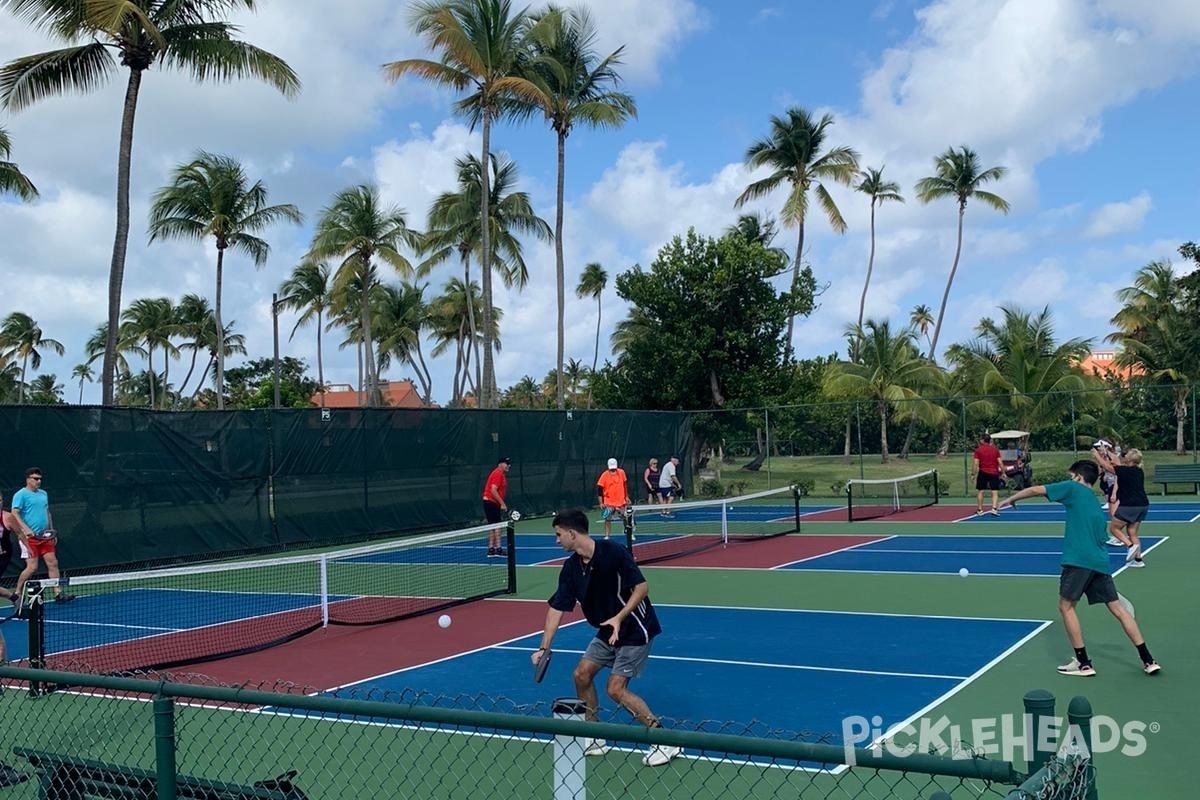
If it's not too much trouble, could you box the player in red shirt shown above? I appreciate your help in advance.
[482,457,511,557]
[972,434,1005,516]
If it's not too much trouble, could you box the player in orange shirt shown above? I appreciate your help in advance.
[596,458,630,540]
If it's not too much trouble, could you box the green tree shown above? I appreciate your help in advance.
[502,374,544,409]
[735,107,860,347]
[148,152,301,409]
[0,124,37,199]
[575,261,607,408]
[374,282,435,405]
[172,293,212,404]
[823,320,945,463]
[223,356,318,409]
[854,167,903,339]
[914,145,1009,362]
[1108,261,1198,454]
[84,321,141,394]
[946,305,1100,432]
[0,311,64,405]
[0,0,299,405]
[605,228,812,412]
[307,184,419,407]
[910,303,935,357]
[70,362,93,404]
[529,5,635,409]
[385,0,555,407]
[121,296,178,408]
[278,261,333,406]
[27,372,63,404]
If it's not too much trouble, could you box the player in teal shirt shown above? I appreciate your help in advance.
[999,460,1160,677]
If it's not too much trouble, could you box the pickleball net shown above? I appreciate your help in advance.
[845,469,940,521]
[624,485,800,565]
[23,522,516,674]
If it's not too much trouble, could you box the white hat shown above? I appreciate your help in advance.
[607,458,618,469]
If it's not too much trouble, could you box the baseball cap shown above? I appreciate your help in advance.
[499,456,512,464]
[607,458,618,469]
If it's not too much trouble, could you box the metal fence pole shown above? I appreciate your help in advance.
[1191,383,1197,462]
[1066,696,1097,800]
[765,407,771,489]
[1022,689,1056,774]
[855,402,865,480]
[552,698,587,800]
[154,695,178,800]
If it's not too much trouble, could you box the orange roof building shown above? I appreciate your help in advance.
[1077,350,1143,381]
[310,379,429,408]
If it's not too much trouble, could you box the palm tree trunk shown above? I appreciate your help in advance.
[843,415,852,464]
[785,223,806,351]
[857,202,876,333]
[214,245,226,410]
[879,402,890,463]
[78,378,85,405]
[191,358,213,403]
[413,339,433,405]
[928,204,966,364]
[18,354,28,405]
[555,131,567,410]
[177,348,200,404]
[1176,390,1188,455]
[102,68,144,407]
[462,257,481,398]
[479,116,495,408]
[316,309,326,407]
[588,295,601,409]
[148,343,156,408]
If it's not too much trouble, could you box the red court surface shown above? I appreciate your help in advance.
[654,534,885,569]
[183,598,582,690]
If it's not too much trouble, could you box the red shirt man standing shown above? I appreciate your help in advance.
[972,434,1005,516]
[482,457,511,557]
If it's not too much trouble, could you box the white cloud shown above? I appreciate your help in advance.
[1083,192,1153,239]
[573,0,708,84]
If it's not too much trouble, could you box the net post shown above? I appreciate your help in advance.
[933,469,940,505]
[25,583,45,698]
[846,482,854,523]
[720,500,729,548]
[506,519,518,594]
[319,553,330,627]
[1022,689,1056,774]
[791,484,801,534]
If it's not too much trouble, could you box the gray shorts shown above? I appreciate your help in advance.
[583,637,652,679]
[1114,505,1148,524]
[1060,566,1118,605]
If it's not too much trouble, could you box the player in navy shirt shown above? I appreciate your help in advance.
[531,508,679,767]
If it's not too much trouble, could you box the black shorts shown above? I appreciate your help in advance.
[975,473,1003,491]
[0,528,12,573]
[1059,566,1118,605]
[483,500,503,524]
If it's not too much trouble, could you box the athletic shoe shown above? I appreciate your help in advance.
[583,738,610,757]
[1127,559,1145,568]
[1100,503,1109,511]
[6,595,16,605]
[1106,537,1124,546]
[496,548,507,558]
[486,548,498,558]
[0,763,29,788]
[975,509,984,516]
[642,744,682,767]
[1143,661,1162,675]
[1125,545,1140,563]
[990,508,999,516]
[1056,658,1096,677]
[55,593,76,603]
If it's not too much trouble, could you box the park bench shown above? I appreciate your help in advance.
[1150,464,1200,495]
[13,748,305,800]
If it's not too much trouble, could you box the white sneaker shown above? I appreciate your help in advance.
[1100,503,1109,511]
[583,738,610,757]
[989,508,999,516]
[1127,559,1146,568]
[1106,537,1123,546]
[642,744,682,767]
[1125,545,1140,563]
[1056,658,1096,677]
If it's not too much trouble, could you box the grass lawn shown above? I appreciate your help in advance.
[705,449,1200,499]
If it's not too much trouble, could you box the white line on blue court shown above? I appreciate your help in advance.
[492,644,970,681]
[773,535,898,569]
[654,602,1049,625]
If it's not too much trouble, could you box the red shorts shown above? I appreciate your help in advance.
[19,536,56,559]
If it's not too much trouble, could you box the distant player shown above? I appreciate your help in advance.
[971,434,1004,516]
[481,457,511,558]
[999,460,1160,677]
[596,458,630,540]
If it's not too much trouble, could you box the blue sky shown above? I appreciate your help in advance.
[1,0,1198,405]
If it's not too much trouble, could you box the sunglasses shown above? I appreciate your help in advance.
[30,476,43,481]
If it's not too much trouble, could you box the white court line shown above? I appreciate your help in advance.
[773,535,898,569]
[836,548,1062,556]
[1112,536,1169,577]
[655,601,1048,625]
[492,644,969,681]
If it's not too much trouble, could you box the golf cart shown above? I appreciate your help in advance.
[992,430,1033,489]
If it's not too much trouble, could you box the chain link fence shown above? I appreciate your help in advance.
[0,667,1097,800]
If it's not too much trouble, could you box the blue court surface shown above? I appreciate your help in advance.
[781,534,1167,576]
[322,604,1048,758]
[958,501,1200,523]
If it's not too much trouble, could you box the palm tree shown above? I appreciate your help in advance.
[823,320,945,462]
[191,321,246,406]
[84,322,141,394]
[914,145,1010,363]
[121,296,179,408]
[854,167,904,339]
[308,184,419,407]
[735,107,860,347]
[564,357,587,405]
[0,0,299,405]
[27,373,63,404]
[575,262,607,408]
[725,212,790,267]
[278,261,332,406]
[385,0,555,407]
[910,304,935,356]
[148,152,301,409]
[0,124,37,199]
[374,281,435,404]
[429,277,499,405]
[610,306,653,358]
[529,5,635,409]
[70,362,93,404]
[0,311,64,404]
[504,374,543,408]
[1109,261,1197,454]
[420,152,551,396]
[173,293,212,403]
